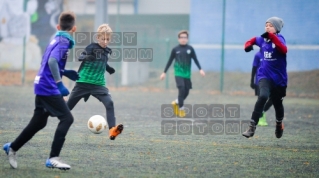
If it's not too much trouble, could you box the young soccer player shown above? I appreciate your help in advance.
[3,11,78,170]
[242,17,287,138]
[160,30,205,117]
[250,51,272,126]
[66,24,123,140]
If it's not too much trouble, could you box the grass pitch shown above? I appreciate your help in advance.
[0,86,318,178]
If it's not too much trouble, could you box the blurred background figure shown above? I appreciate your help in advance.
[0,0,41,70]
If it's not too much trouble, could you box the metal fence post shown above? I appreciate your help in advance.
[165,38,170,89]
[220,0,226,93]
[21,0,28,85]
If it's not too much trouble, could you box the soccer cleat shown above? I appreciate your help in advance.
[45,157,71,170]
[275,122,284,138]
[171,100,179,116]
[258,113,268,126]
[3,143,17,169]
[178,108,186,118]
[242,124,256,138]
[109,124,124,140]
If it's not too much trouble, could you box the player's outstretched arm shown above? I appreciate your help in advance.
[61,69,79,81]
[244,37,257,52]
[261,32,287,54]
[160,48,175,80]
[48,57,70,96]
[48,57,62,82]
[190,47,205,77]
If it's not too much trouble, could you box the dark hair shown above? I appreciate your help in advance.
[59,11,75,31]
[178,30,188,38]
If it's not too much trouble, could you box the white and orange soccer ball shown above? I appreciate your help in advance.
[87,115,107,134]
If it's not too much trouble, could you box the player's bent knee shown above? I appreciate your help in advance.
[258,94,268,103]
[35,121,47,131]
[102,97,114,108]
[67,115,74,125]
[105,100,114,109]
[59,112,74,125]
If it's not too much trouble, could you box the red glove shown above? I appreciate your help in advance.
[244,37,256,52]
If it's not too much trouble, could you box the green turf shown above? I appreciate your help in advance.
[0,86,318,178]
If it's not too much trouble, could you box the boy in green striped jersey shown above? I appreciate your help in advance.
[67,24,123,140]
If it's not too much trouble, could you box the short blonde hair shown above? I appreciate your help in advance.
[97,24,113,37]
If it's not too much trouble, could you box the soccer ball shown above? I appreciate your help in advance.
[87,115,107,134]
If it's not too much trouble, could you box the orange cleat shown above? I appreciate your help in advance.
[109,124,124,140]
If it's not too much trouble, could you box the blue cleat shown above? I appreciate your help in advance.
[46,157,71,170]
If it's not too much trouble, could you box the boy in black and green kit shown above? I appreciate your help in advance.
[67,24,123,140]
[160,30,205,117]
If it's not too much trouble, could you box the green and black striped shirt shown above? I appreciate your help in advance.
[77,43,112,86]
[164,44,201,79]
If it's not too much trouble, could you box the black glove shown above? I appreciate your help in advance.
[62,69,79,81]
[78,51,95,62]
[245,45,253,52]
[106,65,115,74]
[78,51,87,61]
[261,32,269,39]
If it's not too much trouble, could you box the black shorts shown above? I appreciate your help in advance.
[270,86,287,99]
[35,95,71,117]
[258,79,287,99]
[69,82,109,102]
[175,76,192,89]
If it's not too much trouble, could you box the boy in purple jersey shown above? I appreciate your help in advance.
[242,17,287,139]
[250,51,272,126]
[3,11,78,170]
